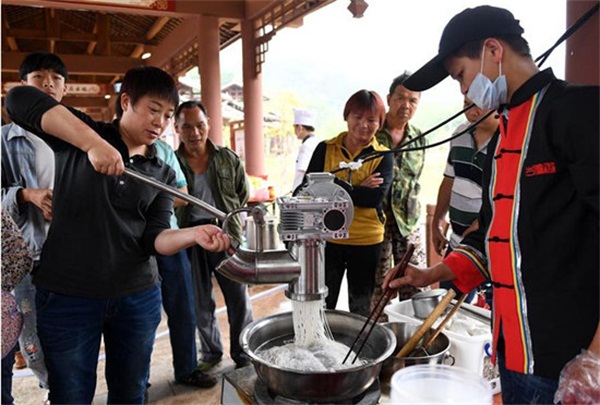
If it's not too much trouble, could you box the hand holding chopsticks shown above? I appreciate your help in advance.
[342,244,415,365]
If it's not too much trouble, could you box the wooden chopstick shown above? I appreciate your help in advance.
[420,293,467,351]
[342,244,415,364]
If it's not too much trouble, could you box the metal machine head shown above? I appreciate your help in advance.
[278,173,354,241]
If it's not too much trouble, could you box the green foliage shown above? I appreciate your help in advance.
[262,91,301,139]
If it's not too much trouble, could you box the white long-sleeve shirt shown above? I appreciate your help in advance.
[293,134,318,190]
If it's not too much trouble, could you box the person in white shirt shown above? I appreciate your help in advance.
[292,108,318,191]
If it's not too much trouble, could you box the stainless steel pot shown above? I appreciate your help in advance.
[240,310,396,402]
[411,288,448,319]
[380,322,454,380]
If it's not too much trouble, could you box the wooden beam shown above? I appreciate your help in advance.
[2,15,19,51]
[6,28,95,42]
[47,9,59,53]
[130,44,144,58]
[174,0,245,19]
[45,9,60,39]
[4,28,160,46]
[146,16,170,40]
[95,14,110,56]
[117,14,169,72]
[145,17,197,69]
[2,52,144,75]
[245,0,276,20]
[1,0,246,18]
[87,21,98,55]
[6,38,19,52]
[286,17,304,29]
[62,96,110,108]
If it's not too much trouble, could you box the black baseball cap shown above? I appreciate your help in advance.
[404,5,524,91]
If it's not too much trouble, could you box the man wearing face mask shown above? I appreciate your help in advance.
[383,6,599,404]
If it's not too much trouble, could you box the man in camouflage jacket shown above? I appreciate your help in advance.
[371,72,427,316]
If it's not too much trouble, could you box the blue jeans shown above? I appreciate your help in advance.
[156,252,198,381]
[36,285,162,404]
[498,350,558,404]
[14,274,48,389]
[1,346,16,405]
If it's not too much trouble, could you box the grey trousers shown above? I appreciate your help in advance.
[186,246,253,364]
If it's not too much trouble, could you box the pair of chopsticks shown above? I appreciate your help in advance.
[396,291,467,358]
[342,244,415,365]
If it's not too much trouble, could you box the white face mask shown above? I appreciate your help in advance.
[466,46,507,110]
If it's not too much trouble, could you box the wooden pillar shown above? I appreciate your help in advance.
[241,19,265,177]
[197,15,223,144]
[566,0,599,85]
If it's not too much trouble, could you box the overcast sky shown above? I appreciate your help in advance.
[218,0,567,116]
[263,0,567,76]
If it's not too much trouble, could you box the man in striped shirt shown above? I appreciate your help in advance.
[431,97,498,302]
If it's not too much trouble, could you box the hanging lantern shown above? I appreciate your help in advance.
[348,0,369,18]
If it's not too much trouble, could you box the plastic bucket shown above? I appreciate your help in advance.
[390,364,492,404]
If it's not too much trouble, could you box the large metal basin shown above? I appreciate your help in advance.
[240,310,396,402]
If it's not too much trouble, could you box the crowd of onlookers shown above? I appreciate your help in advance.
[2,4,598,405]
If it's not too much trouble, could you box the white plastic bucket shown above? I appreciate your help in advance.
[391,364,493,404]
[384,299,501,394]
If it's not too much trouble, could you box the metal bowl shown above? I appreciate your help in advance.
[411,288,448,319]
[380,322,453,380]
[240,310,396,402]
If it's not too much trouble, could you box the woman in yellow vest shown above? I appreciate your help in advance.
[304,90,394,316]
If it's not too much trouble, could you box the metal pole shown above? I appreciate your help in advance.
[122,168,227,221]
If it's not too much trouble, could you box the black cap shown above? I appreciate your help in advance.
[404,6,524,91]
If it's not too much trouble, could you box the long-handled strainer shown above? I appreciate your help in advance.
[342,244,415,365]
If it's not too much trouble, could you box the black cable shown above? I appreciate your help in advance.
[394,103,475,150]
[397,109,496,153]
[330,103,476,174]
[329,2,599,177]
[535,2,599,68]
[341,108,496,168]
